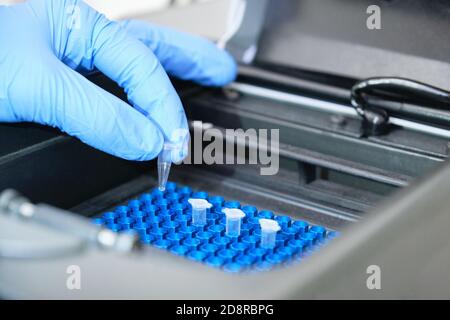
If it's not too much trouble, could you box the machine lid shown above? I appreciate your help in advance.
[228,0,450,91]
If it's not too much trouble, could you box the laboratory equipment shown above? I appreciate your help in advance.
[91,182,334,272]
[0,189,139,253]
[188,198,213,226]
[3,0,450,299]
[259,219,281,249]
[222,208,246,237]
[158,143,175,191]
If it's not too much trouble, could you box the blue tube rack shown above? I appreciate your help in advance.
[92,182,339,273]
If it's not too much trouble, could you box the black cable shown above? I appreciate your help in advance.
[350,77,450,136]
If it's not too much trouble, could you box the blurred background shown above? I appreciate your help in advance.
[0,0,232,40]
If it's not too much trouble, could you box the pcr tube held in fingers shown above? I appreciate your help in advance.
[259,219,281,249]
[157,143,176,192]
[188,198,212,226]
[222,208,246,237]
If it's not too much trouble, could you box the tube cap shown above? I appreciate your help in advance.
[188,198,213,210]
[222,208,246,220]
[259,219,281,232]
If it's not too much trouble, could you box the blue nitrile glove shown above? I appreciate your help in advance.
[0,0,237,162]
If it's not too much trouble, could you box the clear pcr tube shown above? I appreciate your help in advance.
[188,198,213,226]
[157,143,175,192]
[222,208,246,237]
[259,219,281,249]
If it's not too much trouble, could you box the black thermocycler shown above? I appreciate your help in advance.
[1,0,450,299]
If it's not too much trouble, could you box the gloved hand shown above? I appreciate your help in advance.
[0,0,237,161]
